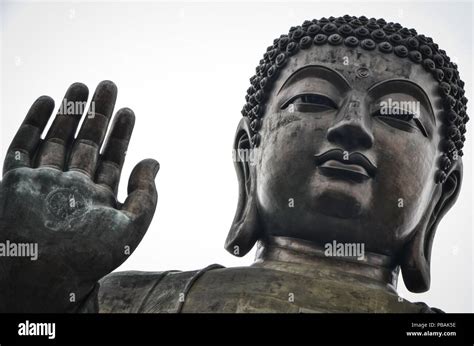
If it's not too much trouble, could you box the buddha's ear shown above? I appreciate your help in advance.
[401,160,462,293]
[224,118,261,257]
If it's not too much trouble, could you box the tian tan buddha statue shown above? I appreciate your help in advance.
[0,15,469,313]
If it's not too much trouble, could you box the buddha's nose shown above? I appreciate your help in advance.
[326,99,374,151]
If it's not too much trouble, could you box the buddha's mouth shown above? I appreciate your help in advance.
[319,160,370,182]
[314,149,377,182]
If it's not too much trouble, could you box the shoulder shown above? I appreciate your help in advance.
[413,302,445,313]
[98,264,224,313]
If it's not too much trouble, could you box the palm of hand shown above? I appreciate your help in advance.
[0,81,159,312]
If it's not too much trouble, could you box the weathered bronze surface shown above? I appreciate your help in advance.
[0,16,468,313]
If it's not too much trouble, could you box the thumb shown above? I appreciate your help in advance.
[121,159,159,226]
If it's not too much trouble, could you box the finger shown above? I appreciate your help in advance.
[95,108,135,194]
[36,83,89,169]
[67,80,117,177]
[121,159,159,227]
[3,96,55,175]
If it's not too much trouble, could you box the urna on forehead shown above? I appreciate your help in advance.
[242,15,469,185]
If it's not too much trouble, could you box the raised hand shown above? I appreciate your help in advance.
[0,81,159,312]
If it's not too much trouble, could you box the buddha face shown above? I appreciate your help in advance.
[254,44,446,256]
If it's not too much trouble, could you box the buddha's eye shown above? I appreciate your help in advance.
[281,93,338,113]
[372,107,428,137]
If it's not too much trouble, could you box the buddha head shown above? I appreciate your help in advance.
[225,15,468,293]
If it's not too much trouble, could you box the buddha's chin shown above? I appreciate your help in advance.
[310,173,372,219]
[312,188,368,219]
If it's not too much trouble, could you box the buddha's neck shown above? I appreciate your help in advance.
[252,236,399,292]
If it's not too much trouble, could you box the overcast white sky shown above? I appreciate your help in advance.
[1,0,472,312]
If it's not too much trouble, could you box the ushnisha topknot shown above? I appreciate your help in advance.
[242,15,468,184]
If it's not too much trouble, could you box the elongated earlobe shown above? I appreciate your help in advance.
[225,118,261,257]
[401,166,461,292]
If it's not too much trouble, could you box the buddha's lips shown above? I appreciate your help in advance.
[314,149,377,178]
